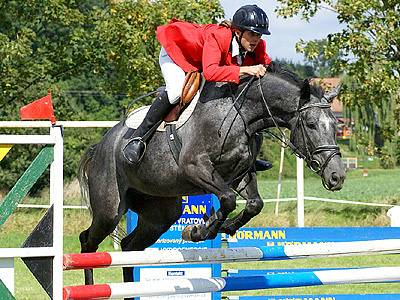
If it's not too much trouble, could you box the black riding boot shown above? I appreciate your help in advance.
[255,159,273,171]
[123,91,171,165]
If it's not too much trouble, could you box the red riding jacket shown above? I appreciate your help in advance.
[156,20,272,84]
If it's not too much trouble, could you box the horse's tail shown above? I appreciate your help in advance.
[78,144,97,214]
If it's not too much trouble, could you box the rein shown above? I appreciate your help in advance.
[257,78,341,181]
[215,77,256,183]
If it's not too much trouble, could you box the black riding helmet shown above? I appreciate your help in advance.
[232,5,271,35]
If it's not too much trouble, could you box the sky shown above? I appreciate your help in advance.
[220,0,345,63]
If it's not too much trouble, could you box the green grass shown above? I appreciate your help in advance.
[1,168,400,299]
[258,168,400,202]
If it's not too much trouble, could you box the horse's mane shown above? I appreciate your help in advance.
[201,62,325,103]
[266,61,325,99]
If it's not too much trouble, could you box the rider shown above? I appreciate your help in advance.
[123,4,273,170]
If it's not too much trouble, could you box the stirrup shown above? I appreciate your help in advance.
[124,137,147,164]
[132,137,147,162]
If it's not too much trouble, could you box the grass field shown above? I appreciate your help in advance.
[1,168,400,299]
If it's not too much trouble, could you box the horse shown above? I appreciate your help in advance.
[78,63,346,285]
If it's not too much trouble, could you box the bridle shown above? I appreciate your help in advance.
[257,78,341,180]
[292,103,342,175]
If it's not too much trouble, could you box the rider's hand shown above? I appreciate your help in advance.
[239,65,266,78]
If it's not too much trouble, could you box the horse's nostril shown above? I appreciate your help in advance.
[329,172,339,186]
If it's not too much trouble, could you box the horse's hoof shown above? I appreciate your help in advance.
[182,225,201,242]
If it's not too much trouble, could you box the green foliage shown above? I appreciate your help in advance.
[0,0,98,116]
[297,39,340,77]
[276,0,400,164]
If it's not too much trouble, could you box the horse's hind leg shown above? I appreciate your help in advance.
[79,180,125,285]
[79,210,123,285]
[120,195,182,283]
[220,170,264,235]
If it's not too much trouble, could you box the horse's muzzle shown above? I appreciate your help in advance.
[321,168,346,191]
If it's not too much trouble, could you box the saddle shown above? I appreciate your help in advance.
[164,71,202,122]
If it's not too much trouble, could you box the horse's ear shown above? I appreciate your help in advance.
[323,84,341,103]
[299,79,311,107]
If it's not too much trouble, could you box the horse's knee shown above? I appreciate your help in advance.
[246,198,264,216]
[220,191,236,214]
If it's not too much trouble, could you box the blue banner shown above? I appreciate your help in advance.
[224,227,400,247]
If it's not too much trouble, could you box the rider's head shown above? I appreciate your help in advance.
[232,5,270,52]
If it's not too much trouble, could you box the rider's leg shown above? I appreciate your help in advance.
[123,91,172,164]
[123,47,185,165]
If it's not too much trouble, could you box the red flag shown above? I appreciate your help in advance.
[20,92,56,124]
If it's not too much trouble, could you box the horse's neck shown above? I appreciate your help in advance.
[237,85,297,134]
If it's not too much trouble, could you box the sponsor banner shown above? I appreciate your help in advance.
[138,266,212,300]
[224,227,400,247]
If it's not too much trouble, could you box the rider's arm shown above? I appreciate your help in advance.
[239,65,266,77]
[202,29,240,83]
[239,40,269,78]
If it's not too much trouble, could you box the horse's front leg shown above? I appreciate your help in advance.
[219,170,264,236]
[180,153,236,242]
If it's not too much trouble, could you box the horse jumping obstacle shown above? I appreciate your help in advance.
[62,238,400,299]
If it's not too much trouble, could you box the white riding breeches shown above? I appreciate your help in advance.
[159,47,186,104]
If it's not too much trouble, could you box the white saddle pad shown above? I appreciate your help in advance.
[125,77,205,132]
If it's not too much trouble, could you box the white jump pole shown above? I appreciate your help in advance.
[63,239,400,270]
[51,126,64,300]
[63,266,400,299]
[296,157,305,227]
[0,124,64,300]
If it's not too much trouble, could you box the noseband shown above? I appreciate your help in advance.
[257,78,341,177]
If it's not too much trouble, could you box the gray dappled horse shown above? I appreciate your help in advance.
[78,63,346,285]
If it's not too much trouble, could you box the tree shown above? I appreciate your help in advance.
[0,0,101,116]
[276,0,400,165]
[301,39,340,77]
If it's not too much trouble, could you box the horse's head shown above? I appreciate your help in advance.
[289,80,346,191]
